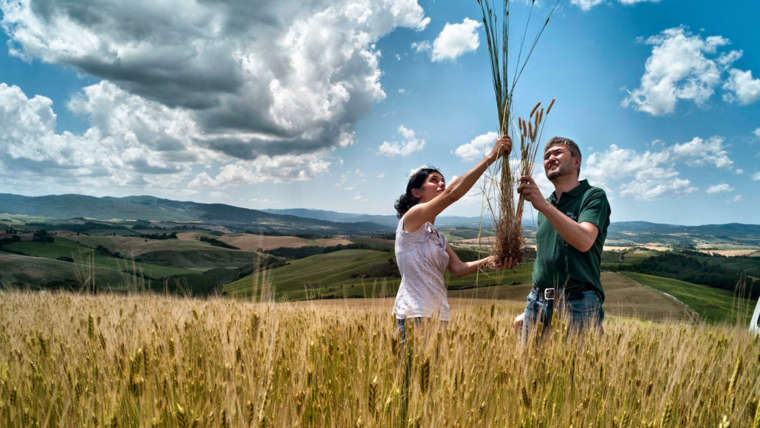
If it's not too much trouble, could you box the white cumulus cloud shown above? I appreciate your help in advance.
[411,40,432,53]
[571,0,658,11]
[571,0,603,10]
[753,172,760,181]
[431,18,480,62]
[584,144,695,200]
[408,164,433,177]
[582,137,736,201]
[0,0,433,193]
[0,0,430,161]
[723,69,760,105]
[0,80,335,192]
[754,128,760,139]
[188,153,330,188]
[624,27,760,114]
[0,82,197,188]
[454,131,498,162]
[622,27,741,115]
[618,178,696,201]
[705,183,733,194]
[379,125,425,156]
[670,136,733,169]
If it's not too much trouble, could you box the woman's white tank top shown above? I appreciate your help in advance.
[392,218,451,321]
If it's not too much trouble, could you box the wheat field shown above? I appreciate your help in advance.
[1,291,758,427]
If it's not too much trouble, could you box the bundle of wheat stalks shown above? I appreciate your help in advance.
[476,0,557,261]
[505,98,555,257]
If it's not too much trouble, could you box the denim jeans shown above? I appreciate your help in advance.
[521,287,604,342]
[396,317,421,345]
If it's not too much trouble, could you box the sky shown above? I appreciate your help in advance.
[0,0,759,225]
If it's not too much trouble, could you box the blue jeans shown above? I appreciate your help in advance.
[521,288,604,342]
[396,317,421,345]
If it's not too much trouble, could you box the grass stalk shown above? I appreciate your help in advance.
[1,291,757,426]
[476,0,558,260]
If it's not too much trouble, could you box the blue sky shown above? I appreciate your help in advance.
[0,0,758,225]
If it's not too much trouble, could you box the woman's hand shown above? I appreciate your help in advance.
[482,255,518,270]
[513,312,524,334]
[448,247,519,277]
[487,135,512,163]
[405,135,512,231]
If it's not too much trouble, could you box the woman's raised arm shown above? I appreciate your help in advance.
[403,136,512,233]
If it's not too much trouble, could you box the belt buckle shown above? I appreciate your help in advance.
[544,288,556,301]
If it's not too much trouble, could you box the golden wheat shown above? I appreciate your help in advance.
[0,291,758,426]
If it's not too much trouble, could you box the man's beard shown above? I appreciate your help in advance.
[546,165,566,181]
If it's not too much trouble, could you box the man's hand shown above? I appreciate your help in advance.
[517,176,548,212]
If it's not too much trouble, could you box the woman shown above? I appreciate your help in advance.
[393,136,516,338]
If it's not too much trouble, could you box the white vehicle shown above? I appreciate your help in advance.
[751,296,760,335]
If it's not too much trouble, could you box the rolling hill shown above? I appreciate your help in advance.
[606,221,760,247]
[3,193,759,247]
[222,248,533,301]
[0,193,391,234]
[263,209,760,248]
[262,208,500,228]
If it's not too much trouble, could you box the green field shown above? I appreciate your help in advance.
[224,245,743,324]
[452,270,751,325]
[69,234,264,271]
[227,245,748,325]
[224,249,398,300]
[439,227,494,241]
[621,272,753,323]
[601,247,661,269]
[449,272,696,323]
[348,236,395,251]
[134,249,258,270]
[0,252,132,290]
[71,235,219,256]
[2,238,194,278]
[2,227,757,328]
[446,262,532,289]
[224,248,534,301]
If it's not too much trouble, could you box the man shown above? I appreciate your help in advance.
[514,136,611,340]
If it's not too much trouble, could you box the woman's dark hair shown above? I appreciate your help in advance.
[394,167,443,218]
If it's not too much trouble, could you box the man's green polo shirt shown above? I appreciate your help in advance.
[532,179,611,301]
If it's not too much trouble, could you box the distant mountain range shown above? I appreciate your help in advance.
[2,194,759,244]
[0,194,501,231]
[262,208,499,228]
[605,221,760,247]
[0,193,390,235]
[262,209,760,243]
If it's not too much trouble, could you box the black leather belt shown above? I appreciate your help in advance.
[533,285,588,301]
